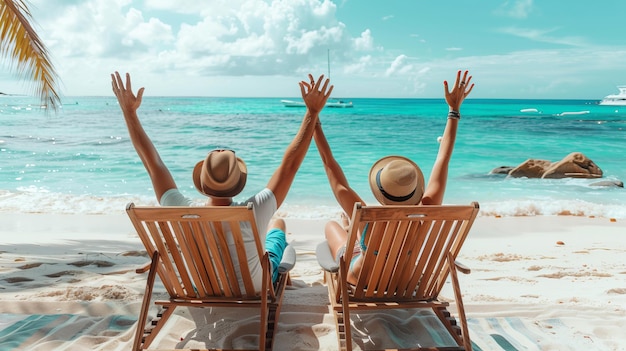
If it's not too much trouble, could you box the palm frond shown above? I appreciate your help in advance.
[0,0,62,111]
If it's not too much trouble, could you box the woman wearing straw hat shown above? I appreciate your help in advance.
[111,72,333,290]
[314,70,474,285]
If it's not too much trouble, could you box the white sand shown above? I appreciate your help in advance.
[0,212,625,350]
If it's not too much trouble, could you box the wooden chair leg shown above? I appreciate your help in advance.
[266,271,289,350]
[260,256,270,351]
[448,253,472,351]
[133,251,159,351]
[338,260,353,351]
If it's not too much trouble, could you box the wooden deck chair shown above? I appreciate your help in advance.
[126,202,296,351]
[316,202,480,351]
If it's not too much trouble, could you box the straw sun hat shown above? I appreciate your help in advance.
[368,155,424,205]
[193,149,247,198]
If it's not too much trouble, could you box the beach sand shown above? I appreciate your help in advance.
[1,212,625,350]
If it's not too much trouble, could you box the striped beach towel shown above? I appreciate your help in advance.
[0,313,135,350]
[0,313,605,350]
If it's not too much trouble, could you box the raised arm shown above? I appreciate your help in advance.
[267,74,333,207]
[111,71,176,202]
[313,121,365,215]
[421,70,474,205]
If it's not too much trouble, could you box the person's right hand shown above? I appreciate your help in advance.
[444,70,474,112]
[111,71,144,114]
[299,74,333,114]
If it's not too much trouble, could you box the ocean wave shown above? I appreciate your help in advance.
[0,188,158,215]
[478,199,626,219]
[1,189,625,220]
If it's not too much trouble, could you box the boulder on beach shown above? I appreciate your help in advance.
[508,159,552,178]
[492,152,607,180]
[542,152,603,179]
[590,180,624,188]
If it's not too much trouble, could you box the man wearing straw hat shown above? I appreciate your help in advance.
[314,70,474,285]
[111,72,333,291]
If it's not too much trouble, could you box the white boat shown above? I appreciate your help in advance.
[327,99,353,108]
[281,99,353,108]
[599,86,626,105]
[280,99,305,107]
[281,50,354,108]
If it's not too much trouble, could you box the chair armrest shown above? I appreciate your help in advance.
[454,260,471,274]
[136,261,151,274]
[278,244,296,273]
[316,241,339,273]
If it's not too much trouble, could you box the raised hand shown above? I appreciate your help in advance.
[111,71,145,114]
[299,74,334,114]
[444,70,474,112]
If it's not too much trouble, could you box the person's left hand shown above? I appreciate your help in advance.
[300,74,333,114]
[444,70,474,112]
[111,71,144,114]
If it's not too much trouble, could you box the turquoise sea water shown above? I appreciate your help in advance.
[1,96,625,218]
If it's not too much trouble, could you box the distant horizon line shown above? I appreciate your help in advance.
[0,94,606,102]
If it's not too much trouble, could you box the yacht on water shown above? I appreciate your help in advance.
[281,99,353,108]
[599,86,626,105]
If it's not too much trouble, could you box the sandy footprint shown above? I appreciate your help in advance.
[69,260,115,268]
[606,288,626,295]
[120,250,149,257]
[45,270,84,278]
[3,276,34,283]
[477,253,528,262]
[482,276,537,283]
[17,262,45,270]
[538,271,613,279]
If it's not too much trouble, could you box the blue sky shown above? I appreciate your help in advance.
[3,0,626,99]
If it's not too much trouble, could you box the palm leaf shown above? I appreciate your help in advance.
[0,0,61,111]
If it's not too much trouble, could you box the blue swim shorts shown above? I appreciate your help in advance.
[265,228,287,283]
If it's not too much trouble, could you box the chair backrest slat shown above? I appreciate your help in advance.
[414,219,451,298]
[229,220,256,295]
[188,221,219,297]
[386,220,421,295]
[150,221,187,297]
[374,220,409,298]
[203,221,239,297]
[346,202,479,302]
[126,204,263,300]
[172,220,209,298]
[355,221,386,293]
[426,219,462,297]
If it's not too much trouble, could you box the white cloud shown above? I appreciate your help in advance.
[385,55,412,77]
[498,27,588,47]
[25,0,358,84]
[344,55,372,74]
[385,55,415,77]
[9,0,626,99]
[495,0,534,19]
[124,12,175,48]
[352,29,374,51]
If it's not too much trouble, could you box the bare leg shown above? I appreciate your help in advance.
[326,220,363,284]
[325,220,349,259]
[267,218,286,232]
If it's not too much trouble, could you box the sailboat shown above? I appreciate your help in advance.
[281,50,353,108]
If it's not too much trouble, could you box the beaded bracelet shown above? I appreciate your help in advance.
[448,110,461,120]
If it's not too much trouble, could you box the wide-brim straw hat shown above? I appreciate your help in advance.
[193,149,247,198]
[368,155,424,205]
